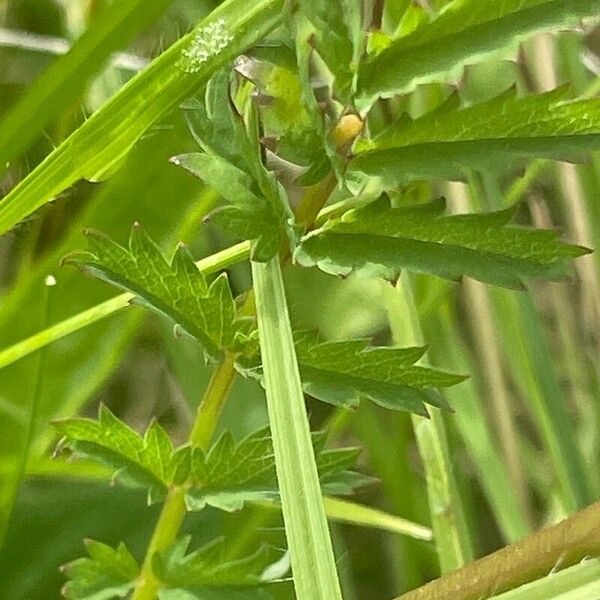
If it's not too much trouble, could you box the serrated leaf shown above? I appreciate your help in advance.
[173,153,284,262]
[356,0,600,109]
[238,329,463,415]
[186,426,370,512]
[296,0,363,100]
[348,89,600,191]
[154,536,284,595]
[294,330,463,415]
[63,224,248,361]
[61,540,139,600]
[176,71,293,261]
[54,405,185,503]
[295,196,589,289]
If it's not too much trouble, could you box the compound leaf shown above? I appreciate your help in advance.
[349,89,600,191]
[295,196,589,289]
[154,536,285,599]
[54,405,189,504]
[63,224,250,361]
[186,426,371,512]
[238,330,464,416]
[175,71,293,262]
[356,0,600,109]
[61,540,139,600]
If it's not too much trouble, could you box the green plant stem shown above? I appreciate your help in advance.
[131,352,238,600]
[394,500,600,600]
[131,486,187,600]
[252,256,343,600]
[190,352,237,448]
[0,241,251,371]
[384,275,473,573]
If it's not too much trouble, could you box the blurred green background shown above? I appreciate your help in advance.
[0,1,599,598]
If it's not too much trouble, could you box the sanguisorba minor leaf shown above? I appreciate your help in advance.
[0,0,284,237]
[175,70,293,261]
[54,405,190,504]
[63,225,250,362]
[295,196,589,289]
[61,539,139,600]
[186,426,371,512]
[348,88,600,191]
[154,536,283,600]
[239,330,464,416]
[356,0,600,110]
[252,257,343,600]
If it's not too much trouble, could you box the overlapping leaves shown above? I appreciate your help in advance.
[63,224,252,362]
[61,537,284,600]
[176,70,293,261]
[61,540,139,600]
[54,407,370,512]
[54,405,190,504]
[238,330,465,416]
[349,88,600,191]
[356,0,600,109]
[296,0,363,101]
[295,196,588,289]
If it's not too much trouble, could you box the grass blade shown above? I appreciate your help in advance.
[0,0,172,172]
[0,0,283,237]
[384,275,473,573]
[252,257,343,600]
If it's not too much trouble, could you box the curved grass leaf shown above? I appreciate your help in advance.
[63,225,251,362]
[356,0,600,110]
[349,89,600,190]
[61,539,139,600]
[0,0,172,173]
[296,196,589,289]
[0,0,284,237]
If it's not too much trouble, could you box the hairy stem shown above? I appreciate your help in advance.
[394,500,600,600]
[131,353,238,600]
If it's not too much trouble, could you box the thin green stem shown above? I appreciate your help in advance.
[131,487,187,600]
[394,501,600,600]
[190,352,237,448]
[131,352,239,600]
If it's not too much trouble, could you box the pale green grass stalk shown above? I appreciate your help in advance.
[252,256,343,600]
[383,275,473,573]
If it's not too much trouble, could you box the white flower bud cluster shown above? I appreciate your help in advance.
[179,18,233,74]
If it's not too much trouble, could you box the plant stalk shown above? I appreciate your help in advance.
[394,500,600,600]
[131,352,238,600]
